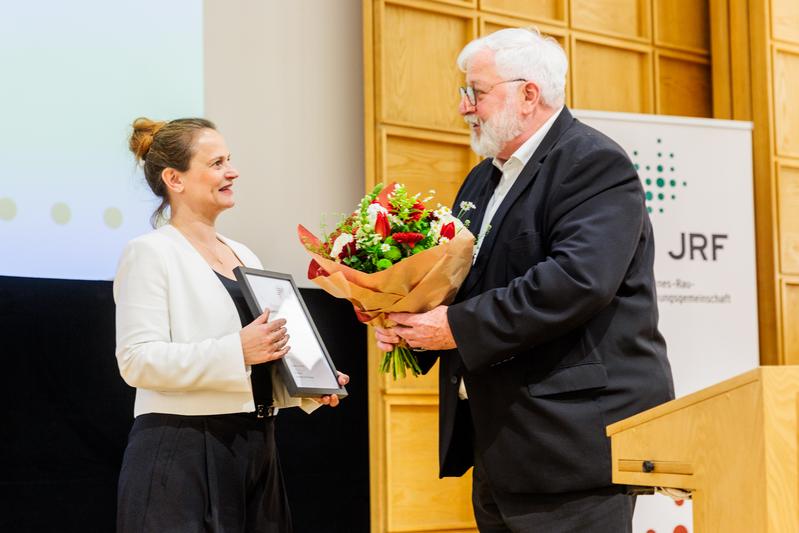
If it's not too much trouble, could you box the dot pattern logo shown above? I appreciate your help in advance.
[632,138,687,215]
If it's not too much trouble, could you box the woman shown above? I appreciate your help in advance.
[115,117,347,532]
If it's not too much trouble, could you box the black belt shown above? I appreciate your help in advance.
[252,404,279,418]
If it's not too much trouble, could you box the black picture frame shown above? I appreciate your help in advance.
[234,266,347,398]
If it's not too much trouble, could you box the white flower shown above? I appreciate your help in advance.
[331,233,355,259]
[380,243,390,252]
[438,236,450,244]
[366,202,389,228]
[433,205,452,219]
[460,201,476,212]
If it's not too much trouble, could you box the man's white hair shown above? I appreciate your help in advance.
[457,27,568,108]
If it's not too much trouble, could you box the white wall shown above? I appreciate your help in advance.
[204,0,364,287]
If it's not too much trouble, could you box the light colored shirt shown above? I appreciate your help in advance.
[473,107,564,260]
[460,107,564,400]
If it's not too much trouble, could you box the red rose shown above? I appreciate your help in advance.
[375,211,391,238]
[393,232,425,247]
[440,221,455,240]
[409,201,425,221]
[340,240,357,258]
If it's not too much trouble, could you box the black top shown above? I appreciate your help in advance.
[215,271,273,409]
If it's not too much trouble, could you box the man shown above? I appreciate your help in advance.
[376,28,674,532]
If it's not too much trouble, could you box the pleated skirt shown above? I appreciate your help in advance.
[116,412,292,533]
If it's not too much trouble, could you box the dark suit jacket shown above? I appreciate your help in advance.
[419,107,674,495]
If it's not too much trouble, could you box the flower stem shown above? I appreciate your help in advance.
[380,345,422,379]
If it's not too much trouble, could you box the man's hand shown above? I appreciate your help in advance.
[375,327,402,352]
[389,305,457,351]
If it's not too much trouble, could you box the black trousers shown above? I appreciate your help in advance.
[467,398,635,533]
[117,412,291,533]
[472,463,635,533]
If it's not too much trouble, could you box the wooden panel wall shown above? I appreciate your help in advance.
[760,0,799,364]
[364,1,717,531]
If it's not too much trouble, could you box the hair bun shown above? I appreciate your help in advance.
[129,117,167,161]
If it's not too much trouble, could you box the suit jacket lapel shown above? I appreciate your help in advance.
[461,108,575,296]
[455,163,500,299]
[461,163,501,237]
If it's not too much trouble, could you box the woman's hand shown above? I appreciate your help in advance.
[240,310,290,365]
[317,372,350,407]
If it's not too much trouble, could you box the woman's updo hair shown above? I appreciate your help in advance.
[129,117,216,226]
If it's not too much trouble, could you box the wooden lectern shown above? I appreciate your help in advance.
[606,366,799,532]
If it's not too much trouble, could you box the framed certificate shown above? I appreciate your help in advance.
[234,267,347,398]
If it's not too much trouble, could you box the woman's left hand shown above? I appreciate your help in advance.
[317,372,350,407]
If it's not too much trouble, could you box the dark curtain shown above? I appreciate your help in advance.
[0,276,368,533]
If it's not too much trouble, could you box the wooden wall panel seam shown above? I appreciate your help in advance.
[381,119,472,140]
[769,36,799,49]
[775,161,792,276]
[384,0,478,17]
[569,25,651,46]
[709,0,733,119]
[383,390,440,396]
[729,0,752,120]
[478,13,568,35]
[653,41,711,57]
[383,123,472,143]
[654,41,662,114]
[772,41,799,55]
[571,29,655,51]
[431,0,478,8]
[656,48,711,65]
[746,0,781,364]
[477,1,567,27]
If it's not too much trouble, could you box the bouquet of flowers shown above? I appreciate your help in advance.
[298,182,475,378]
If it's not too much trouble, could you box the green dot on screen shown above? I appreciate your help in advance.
[647,206,652,213]
[659,208,664,213]
[103,207,123,229]
[657,165,663,172]
[633,150,639,156]
[658,193,664,200]
[646,165,651,170]
[683,181,687,186]
[0,197,17,221]
[646,191,653,201]
[645,178,651,185]
[634,163,640,170]
[657,152,662,157]
[671,194,676,200]
[657,138,662,144]
[656,178,665,188]
[51,203,71,225]
[670,167,675,172]
[670,179,676,187]
[670,153,674,158]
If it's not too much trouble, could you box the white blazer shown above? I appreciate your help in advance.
[114,224,316,417]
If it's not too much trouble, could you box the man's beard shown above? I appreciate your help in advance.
[465,95,524,158]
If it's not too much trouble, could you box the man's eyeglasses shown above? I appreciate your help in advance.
[458,79,527,106]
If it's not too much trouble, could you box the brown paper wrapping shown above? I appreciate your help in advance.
[298,225,474,328]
